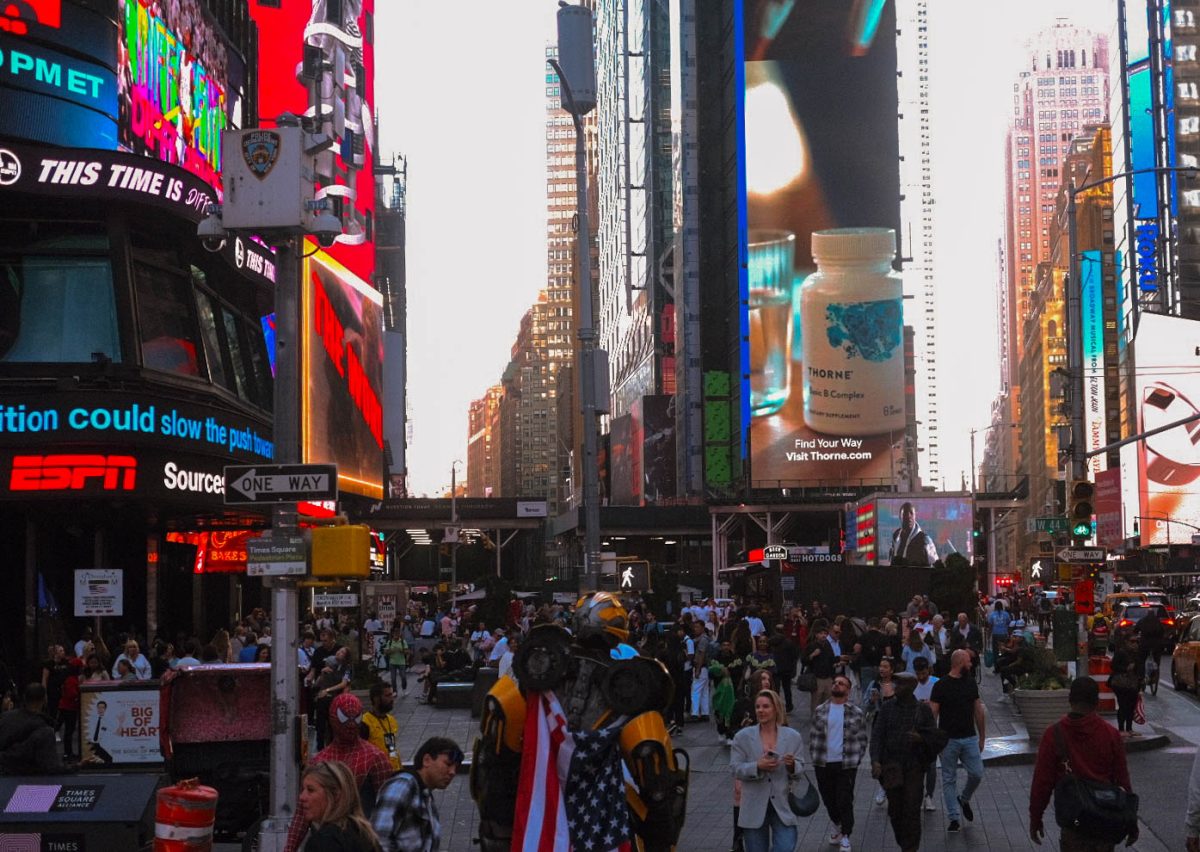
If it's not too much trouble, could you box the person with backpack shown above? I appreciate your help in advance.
[383,624,411,697]
[1029,676,1137,850]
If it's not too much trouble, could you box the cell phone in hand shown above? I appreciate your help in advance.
[766,750,778,759]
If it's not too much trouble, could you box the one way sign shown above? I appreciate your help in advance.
[224,464,338,504]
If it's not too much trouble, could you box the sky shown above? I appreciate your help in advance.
[376,0,1116,497]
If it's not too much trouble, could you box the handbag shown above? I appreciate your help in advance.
[787,774,820,817]
[1109,671,1138,692]
[1051,724,1138,843]
[795,671,817,692]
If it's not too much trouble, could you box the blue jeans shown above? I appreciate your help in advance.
[941,736,983,821]
[742,802,798,852]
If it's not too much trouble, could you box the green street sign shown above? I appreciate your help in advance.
[1034,517,1069,533]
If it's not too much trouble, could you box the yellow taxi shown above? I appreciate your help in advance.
[1101,592,1149,619]
[1171,613,1200,691]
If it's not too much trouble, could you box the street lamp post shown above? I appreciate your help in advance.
[550,4,603,590]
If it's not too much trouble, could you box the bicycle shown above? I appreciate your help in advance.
[1145,657,1160,696]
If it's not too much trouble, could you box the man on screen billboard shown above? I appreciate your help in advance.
[738,0,907,489]
[888,501,938,567]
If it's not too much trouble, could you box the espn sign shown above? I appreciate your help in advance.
[10,454,137,491]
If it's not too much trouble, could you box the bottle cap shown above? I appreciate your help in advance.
[811,228,896,263]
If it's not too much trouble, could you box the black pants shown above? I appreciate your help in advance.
[778,673,794,712]
[885,765,925,852]
[1113,687,1137,732]
[59,709,78,758]
[815,762,858,836]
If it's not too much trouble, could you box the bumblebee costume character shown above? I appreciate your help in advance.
[471,592,689,852]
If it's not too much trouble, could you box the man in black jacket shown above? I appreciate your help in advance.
[806,626,837,716]
[0,683,65,775]
[770,630,800,713]
[870,673,939,852]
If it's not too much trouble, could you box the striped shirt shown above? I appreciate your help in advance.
[372,771,440,852]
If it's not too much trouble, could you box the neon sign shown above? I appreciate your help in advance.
[1136,220,1160,293]
[11,454,137,491]
[0,0,61,35]
[119,0,229,193]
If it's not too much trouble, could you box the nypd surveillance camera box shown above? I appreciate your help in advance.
[222,126,313,231]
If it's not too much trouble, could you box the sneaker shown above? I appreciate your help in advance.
[923,794,935,811]
[828,829,842,845]
[839,837,851,851]
[874,788,887,806]
[958,795,974,822]
[948,820,961,833]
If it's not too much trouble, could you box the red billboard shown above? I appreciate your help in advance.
[1094,467,1122,549]
[249,0,376,283]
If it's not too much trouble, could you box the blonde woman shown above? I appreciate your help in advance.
[296,760,381,852]
[731,689,807,852]
[211,629,233,664]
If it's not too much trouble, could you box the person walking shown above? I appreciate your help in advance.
[901,628,935,674]
[929,648,986,832]
[1029,677,1137,850]
[372,736,463,852]
[690,620,714,722]
[870,672,941,852]
[296,760,382,852]
[1110,637,1141,736]
[383,625,410,697]
[809,674,867,851]
[854,618,891,703]
[731,689,806,852]
[360,683,400,771]
[805,626,837,715]
[770,631,800,714]
[986,601,1012,671]
[911,657,939,811]
[0,683,66,775]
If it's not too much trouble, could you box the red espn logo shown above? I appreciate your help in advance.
[0,1,62,36]
[10,454,137,491]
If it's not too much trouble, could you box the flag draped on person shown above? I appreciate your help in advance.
[511,691,633,852]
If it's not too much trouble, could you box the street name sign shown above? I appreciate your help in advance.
[224,464,337,504]
[1029,517,1069,533]
[1056,547,1107,563]
[246,532,308,577]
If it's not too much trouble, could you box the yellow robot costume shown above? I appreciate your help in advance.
[471,592,689,852]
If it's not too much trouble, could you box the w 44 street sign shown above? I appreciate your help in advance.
[1028,517,1069,533]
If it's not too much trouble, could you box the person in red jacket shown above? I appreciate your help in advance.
[1028,676,1137,850]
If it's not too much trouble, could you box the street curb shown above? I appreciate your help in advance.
[981,732,1171,766]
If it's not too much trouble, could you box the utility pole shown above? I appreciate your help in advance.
[450,461,459,607]
[550,3,603,590]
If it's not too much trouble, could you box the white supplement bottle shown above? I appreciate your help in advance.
[799,228,904,436]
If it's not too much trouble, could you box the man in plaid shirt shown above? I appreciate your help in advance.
[282,693,395,852]
[809,673,869,850]
[372,736,463,852]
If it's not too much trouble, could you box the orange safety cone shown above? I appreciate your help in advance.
[154,778,219,851]
[1089,655,1117,714]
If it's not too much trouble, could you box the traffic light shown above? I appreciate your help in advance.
[1068,479,1095,539]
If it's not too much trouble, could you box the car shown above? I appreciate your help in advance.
[1111,602,1180,649]
[1101,592,1150,619]
[1172,614,1200,691]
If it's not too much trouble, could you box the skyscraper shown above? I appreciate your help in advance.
[988,22,1109,495]
[466,385,503,498]
[897,0,940,485]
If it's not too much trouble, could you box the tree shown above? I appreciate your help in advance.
[930,553,975,619]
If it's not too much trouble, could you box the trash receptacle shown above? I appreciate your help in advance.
[0,772,161,851]
[472,667,499,718]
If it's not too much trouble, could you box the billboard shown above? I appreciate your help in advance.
[249,0,376,283]
[609,413,637,507]
[80,684,162,766]
[855,494,972,567]
[117,0,247,195]
[302,249,384,498]
[1081,250,1107,473]
[1095,467,1123,548]
[737,0,904,488]
[1131,312,1200,545]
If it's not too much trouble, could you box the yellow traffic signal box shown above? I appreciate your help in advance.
[311,525,371,578]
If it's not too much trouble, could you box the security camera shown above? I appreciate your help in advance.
[197,208,226,253]
[308,210,342,248]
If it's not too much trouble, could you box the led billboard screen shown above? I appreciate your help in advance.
[302,249,384,499]
[1131,312,1200,545]
[249,0,376,283]
[117,0,247,195]
[870,495,973,567]
[1081,250,1107,473]
[737,0,904,489]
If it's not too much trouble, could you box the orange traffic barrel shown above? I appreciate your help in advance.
[154,778,218,851]
[1089,655,1117,714]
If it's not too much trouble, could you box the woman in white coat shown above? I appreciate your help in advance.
[731,689,806,852]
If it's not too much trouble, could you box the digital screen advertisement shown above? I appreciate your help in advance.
[1081,250,1108,473]
[117,0,247,195]
[737,0,905,489]
[1130,312,1200,546]
[250,0,376,283]
[854,494,972,567]
[303,249,384,498]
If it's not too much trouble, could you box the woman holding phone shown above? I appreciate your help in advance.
[731,689,807,852]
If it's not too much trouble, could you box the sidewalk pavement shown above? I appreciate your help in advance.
[218,667,1195,851]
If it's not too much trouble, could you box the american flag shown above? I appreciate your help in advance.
[512,692,633,852]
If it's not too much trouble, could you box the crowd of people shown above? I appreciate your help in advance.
[0,587,1165,851]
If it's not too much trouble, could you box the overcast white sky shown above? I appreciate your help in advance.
[376,0,1116,496]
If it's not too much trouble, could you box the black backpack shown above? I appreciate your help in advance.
[1051,724,1138,843]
